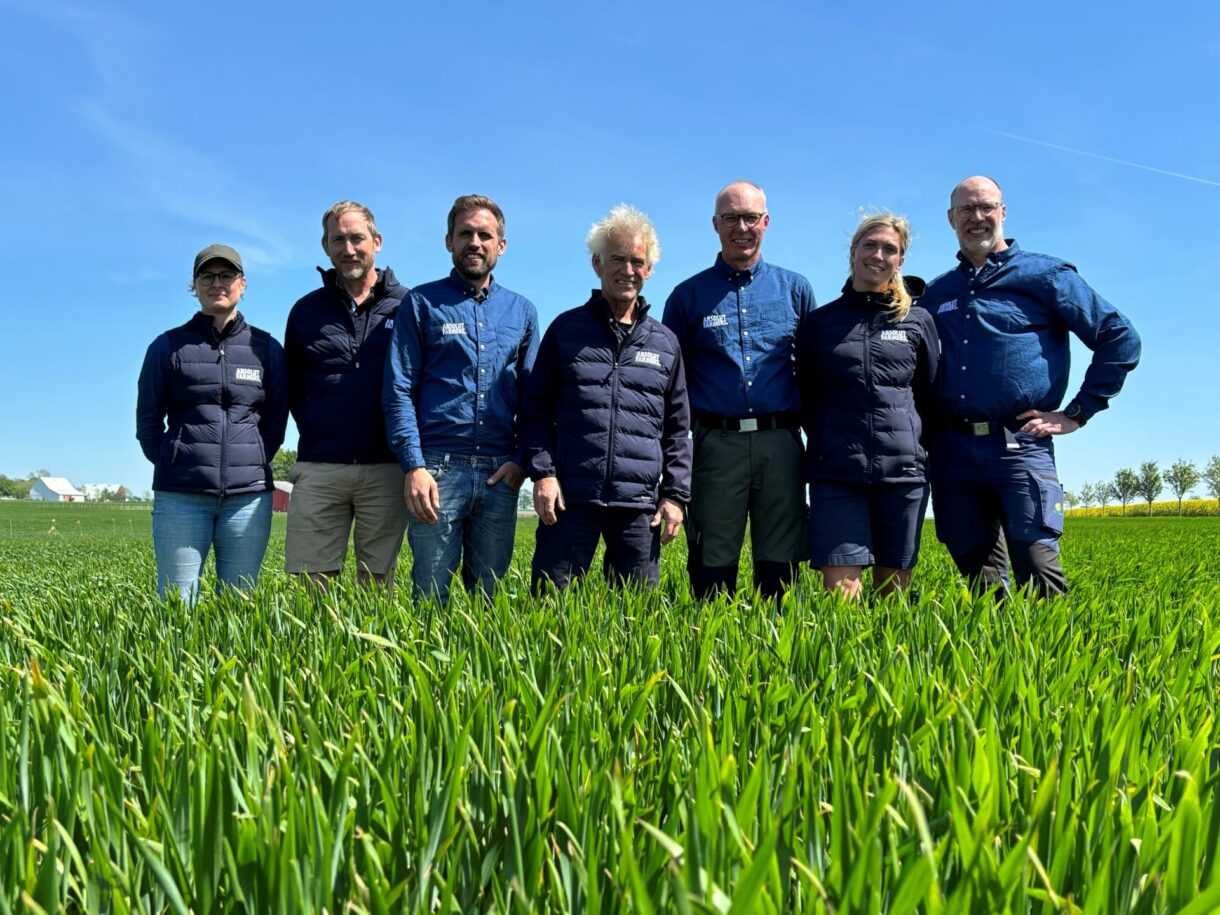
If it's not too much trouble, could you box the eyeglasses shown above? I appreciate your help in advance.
[717,211,766,228]
[952,202,1002,219]
[196,271,242,286]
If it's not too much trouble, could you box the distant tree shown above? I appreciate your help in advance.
[1079,481,1097,508]
[1203,456,1220,515]
[271,449,297,481]
[1063,489,1078,509]
[1136,460,1162,515]
[0,475,24,498]
[29,469,50,479]
[1096,481,1113,510]
[517,483,534,512]
[1112,469,1138,516]
[1163,459,1200,516]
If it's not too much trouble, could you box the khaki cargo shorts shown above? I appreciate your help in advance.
[284,462,408,577]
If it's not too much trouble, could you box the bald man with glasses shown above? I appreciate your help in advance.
[920,175,1141,598]
[663,181,816,601]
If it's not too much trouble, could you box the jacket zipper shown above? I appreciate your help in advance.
[863,316,875,482]
[603,321,637,495]
[218,339,229,496]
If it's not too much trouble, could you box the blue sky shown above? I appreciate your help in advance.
[1,0,1215,498]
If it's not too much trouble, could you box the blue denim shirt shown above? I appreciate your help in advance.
[921,242,1141,423]
[663,256,816,417]
[383,271,539,471]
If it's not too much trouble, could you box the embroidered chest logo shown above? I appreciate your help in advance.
[441,322,467,336]
[703,314,729,328]
[635,351,662,367]
[234,368,262,383]
[937,300,958,314]
[879,329,908,342]
[384,318,395,330]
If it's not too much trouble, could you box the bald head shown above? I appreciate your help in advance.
[950,175,1003,207]
[715,180,767,214]
[947,175,1008,267]
[713,181,770,270]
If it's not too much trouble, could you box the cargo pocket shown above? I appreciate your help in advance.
[1031,473,1065,536]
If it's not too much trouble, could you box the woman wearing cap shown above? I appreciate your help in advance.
[795,213,940,600]
[136,244,289,602]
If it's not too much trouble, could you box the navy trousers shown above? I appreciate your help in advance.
[930,429,1068,597]
[532,504,660,593]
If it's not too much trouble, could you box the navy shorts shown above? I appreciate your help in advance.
[808,481,930,569]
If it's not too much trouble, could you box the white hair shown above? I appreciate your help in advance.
[586,204,661,265]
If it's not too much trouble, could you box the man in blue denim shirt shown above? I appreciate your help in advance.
[383,195,539,601]
[921,176,1141,597]
[663,181,817,600]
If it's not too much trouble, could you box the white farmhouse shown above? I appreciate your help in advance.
[29,477,86,502]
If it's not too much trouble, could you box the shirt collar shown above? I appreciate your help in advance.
[445,268,496,302]
[956,239,1020,270]
[712,253,764,284]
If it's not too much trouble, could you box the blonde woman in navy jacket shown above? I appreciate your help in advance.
[795,214,940,599]
[137,244,288,602]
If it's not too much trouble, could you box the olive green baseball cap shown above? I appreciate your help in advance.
[192,244,244,275]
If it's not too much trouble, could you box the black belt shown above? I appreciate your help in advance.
[694,412,800,432]
[951,418,1006,436]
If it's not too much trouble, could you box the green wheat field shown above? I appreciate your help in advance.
[1,501,1217,914]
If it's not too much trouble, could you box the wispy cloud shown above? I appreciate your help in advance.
[84,105,294,267]
[0,0,150,91]
[985,128,1220,189]
[1,0,294,267]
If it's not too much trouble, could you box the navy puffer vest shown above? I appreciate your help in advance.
[137,312,289,495]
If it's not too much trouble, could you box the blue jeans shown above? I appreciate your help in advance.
[152,490,273,602]
[408,452,520,601]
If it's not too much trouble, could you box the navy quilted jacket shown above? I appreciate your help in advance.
[137,312,288,495]
[522,294,692,508]
[796,280,939,483]
[284,267,406,463]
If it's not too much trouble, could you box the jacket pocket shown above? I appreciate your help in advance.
[170,428,184,465]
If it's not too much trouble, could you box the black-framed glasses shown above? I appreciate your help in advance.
[717,211,766,228]
[196,270,242,286]
[952,203,1002,218]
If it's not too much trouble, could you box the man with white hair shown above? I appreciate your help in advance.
[523,204,692,592]
[663,181,816,600]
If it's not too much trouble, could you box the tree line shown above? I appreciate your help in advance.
[1066,456,1220,516]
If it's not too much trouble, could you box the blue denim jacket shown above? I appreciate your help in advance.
[663,256,816,417]
[383,271,539,471]
[921,242,1141,423]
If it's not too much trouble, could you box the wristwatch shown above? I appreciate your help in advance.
[1063,403,1088,427]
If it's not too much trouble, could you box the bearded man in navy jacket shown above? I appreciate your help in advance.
[921,176,1141,597]
[522,205,692,593]
[284,201,409,587]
